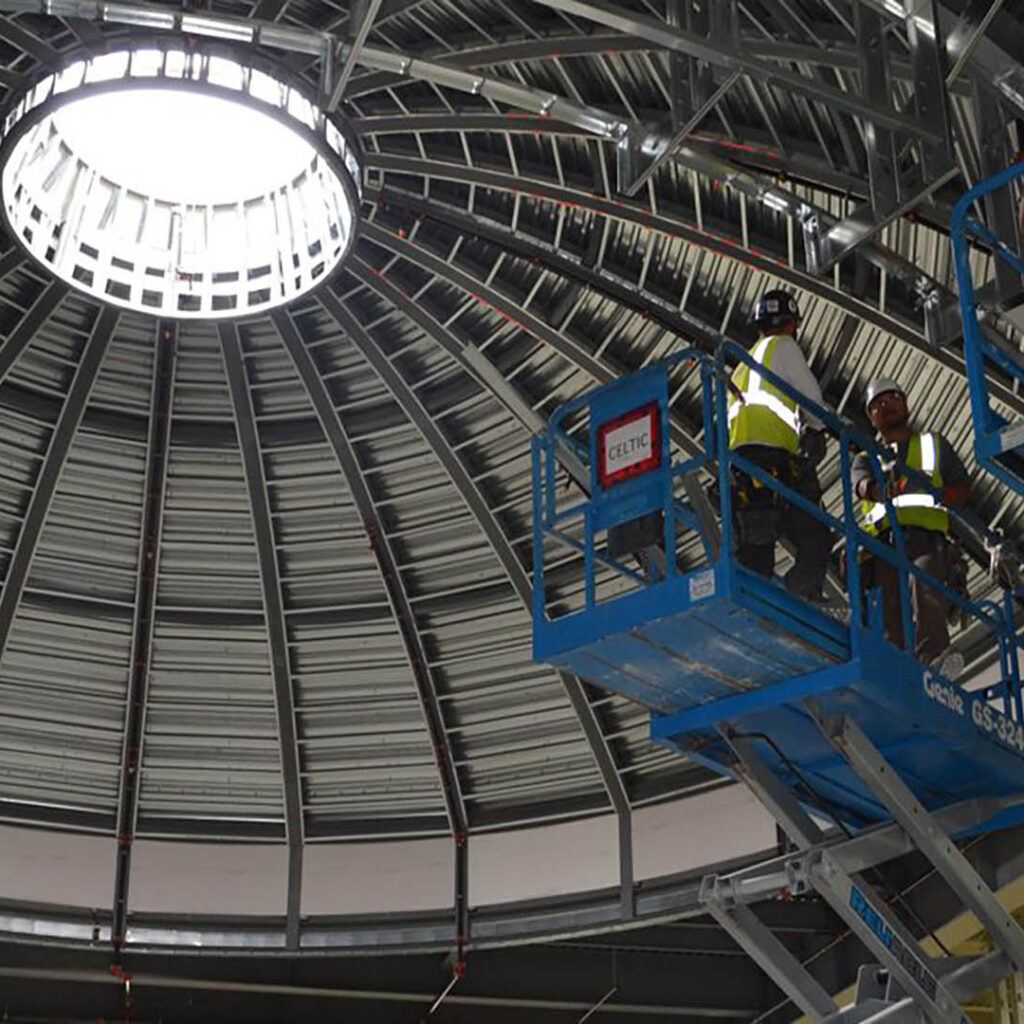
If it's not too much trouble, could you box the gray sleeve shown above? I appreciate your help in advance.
[850,451,873,497]
[938,435,969,487]
[772,337,827,430]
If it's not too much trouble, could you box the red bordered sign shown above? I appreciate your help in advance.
[596,402,661,489]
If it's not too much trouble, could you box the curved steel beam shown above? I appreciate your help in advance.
[316,287,642,914]
[361,153,1024,420]
[0,303,117,668]
[358,217,718,454]
[344,31,961,100]
[0,281,68,385]
[344,32,654,98]
[368,186,730,354]
[347,44,952,335]
[220,324,304,950]
[317,287,533,629]
[270,307,470,949]
[355,111,886,200]
[359,214,722,572]
[111,319,176,954]
[344,257,637,914]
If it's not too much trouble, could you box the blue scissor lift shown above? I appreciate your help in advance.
[532,343,1024,1023]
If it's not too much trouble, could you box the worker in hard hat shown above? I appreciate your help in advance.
[852,378,971,673]
[728,289,831,601]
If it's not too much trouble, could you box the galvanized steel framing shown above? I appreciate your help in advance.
[0,304,118,666]
[272,306,470,949]
[220,324,305,948]
[111,320,176,951]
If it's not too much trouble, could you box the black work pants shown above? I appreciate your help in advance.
[730,445,830,601]
[866,529,951,663]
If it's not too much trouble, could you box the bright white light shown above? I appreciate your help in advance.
[53,90,315,204]
[0,48,361,319]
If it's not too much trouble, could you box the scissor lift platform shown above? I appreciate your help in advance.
[532,347,1024,1022]
[539,554,1024,834]
[536,560,845,714]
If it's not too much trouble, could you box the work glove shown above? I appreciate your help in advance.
[864,476,907,502]
[799,428,827,466]
[987,538,1020,592]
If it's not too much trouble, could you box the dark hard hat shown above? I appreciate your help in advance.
[752,289,800,328]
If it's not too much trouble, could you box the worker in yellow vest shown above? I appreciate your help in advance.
[851,378,971,674]
[728,290,830,601]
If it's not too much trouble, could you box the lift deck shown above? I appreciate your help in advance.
[532,344,1024,1022]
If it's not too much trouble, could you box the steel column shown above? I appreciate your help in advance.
[111,320,176,953]
[220,325,304,949]
[856,3,897,217]
[805,2,958,272]
[906,0,955,182]
[271,308,470,954]
[0,303,117,667]
[973,80,1022,308]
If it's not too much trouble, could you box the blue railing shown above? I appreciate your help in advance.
[533,343,1024,722]
[951,162,1024,498]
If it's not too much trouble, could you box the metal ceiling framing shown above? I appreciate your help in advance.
[0,281,68,385]
[0,0,1015,979]
[348,34,954,320]
[530,0,940,140]
[270,306,470,949]
[339,260,636,912]
[361,152,1024,422]
[356,218,720,548]
[317,279,646,908]
[110,320,176,953]
[220,325,304,949]
[0,0,986,335]
[0,303,118,667]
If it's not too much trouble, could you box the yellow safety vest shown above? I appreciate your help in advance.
[861,431,949,535]
[728,335,801,453]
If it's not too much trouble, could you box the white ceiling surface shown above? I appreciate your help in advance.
[0,785,776,916]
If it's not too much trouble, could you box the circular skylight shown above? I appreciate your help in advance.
[0,47,362,319]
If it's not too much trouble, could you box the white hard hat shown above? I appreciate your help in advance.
[864,377,905,413]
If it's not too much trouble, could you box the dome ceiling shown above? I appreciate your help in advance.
[0,0,1018,952]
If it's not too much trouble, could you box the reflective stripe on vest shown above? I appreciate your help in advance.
[861,432,949,535]
[728,335,801,453]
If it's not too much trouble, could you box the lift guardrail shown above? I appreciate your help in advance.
[952,162,1024,499]
[532,341,1024,723]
